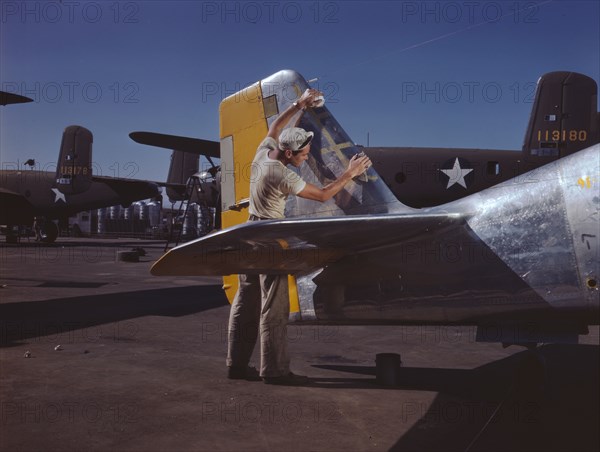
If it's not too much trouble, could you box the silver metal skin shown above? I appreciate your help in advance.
[462,145,599,312]
[302,144,599,329]
[260,70,407,218]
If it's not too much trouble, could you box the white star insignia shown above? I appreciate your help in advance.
[440,158,473,189]
[51,188,66,203]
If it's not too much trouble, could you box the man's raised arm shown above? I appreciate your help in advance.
[266,89,322,140]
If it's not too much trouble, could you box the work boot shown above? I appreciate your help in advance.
[227,366,261,381]
[263,372,309,386]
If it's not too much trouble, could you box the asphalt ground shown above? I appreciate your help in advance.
[1,238,598,451]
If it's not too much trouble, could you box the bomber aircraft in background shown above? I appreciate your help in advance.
[363,71,599,207]
[0,124,161,243]
[151,69,599,353]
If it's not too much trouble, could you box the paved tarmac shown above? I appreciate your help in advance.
[1,238,598,451]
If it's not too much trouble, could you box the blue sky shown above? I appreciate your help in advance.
[1,0,599,184]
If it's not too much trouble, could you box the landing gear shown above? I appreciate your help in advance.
[314,284,345,319]
[514,345,547,398]
[39,221,59,243]
[34,218,59,243]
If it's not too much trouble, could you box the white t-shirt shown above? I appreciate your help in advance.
[248,137,307,219]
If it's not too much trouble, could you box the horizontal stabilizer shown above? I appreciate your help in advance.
[129,131,220,158]
[151,212,466,276]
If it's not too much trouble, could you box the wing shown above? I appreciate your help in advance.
[0,91,34,106]
[151,213,467,276]
[0,188,35,224]
[91,176,160,203]
[129,131,220,158]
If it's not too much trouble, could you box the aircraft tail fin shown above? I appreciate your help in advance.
[523,72,599,162]
[166,150,199,202]
[55,125,93,195]
[217,69,409,303]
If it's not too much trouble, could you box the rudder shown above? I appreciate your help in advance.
[55,125,93,195]
[523,72,599,164]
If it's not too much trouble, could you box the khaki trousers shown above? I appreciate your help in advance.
[226,273,291,377]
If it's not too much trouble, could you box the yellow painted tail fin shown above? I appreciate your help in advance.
[218,70,404,312]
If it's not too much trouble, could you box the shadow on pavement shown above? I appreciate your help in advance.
[313,344,598,451]
[0,285,228,347]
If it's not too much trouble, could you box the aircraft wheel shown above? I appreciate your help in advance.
[514,348,546,399]
[314,284,345,318]
[40,222,59,243]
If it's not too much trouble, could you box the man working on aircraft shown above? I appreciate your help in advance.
[227,88,372,385]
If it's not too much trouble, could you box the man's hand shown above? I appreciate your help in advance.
[298,153,373,202]
[296,88,324,110]
[267,88,324,140]
[346,153,372,179]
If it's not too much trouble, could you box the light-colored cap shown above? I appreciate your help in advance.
[278,127,314,152]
